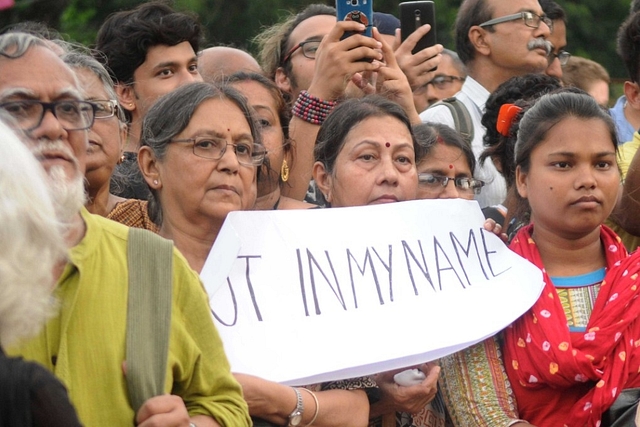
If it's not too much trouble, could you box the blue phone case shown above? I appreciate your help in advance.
[336,0,373,37]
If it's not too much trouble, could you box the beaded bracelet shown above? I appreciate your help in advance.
[292,90,337,126]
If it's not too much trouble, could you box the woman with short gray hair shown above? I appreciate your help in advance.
[63,51,158,231]
[138,82,264,272]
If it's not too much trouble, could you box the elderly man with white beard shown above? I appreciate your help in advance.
[0,32,250,427]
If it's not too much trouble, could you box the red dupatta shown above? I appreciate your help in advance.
[503,224,640,426]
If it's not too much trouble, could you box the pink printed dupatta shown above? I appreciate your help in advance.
[503,224,640,426]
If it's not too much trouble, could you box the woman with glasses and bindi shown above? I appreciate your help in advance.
[413,122,484,201]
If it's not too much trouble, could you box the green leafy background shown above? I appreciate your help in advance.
[0,0,632,100]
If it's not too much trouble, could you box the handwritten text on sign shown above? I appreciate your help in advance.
[200,199,544,385]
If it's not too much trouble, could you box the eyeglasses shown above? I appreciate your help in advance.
[282,40,321,63]
[0,99,96,131]
[479,11,552,30]
[418,173,485,194]
[92,99,118,119]
[424,75,466,91]
[171,136,266,166]
[548,50,571,66]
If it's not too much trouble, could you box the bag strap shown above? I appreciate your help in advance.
[125,227,173,413]
[429,97,474,147]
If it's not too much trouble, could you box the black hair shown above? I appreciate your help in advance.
[481,73,562,187]
[455,0,493,64]
[617,11,640,83]
[515,89,617,173]
[539,0,567,23]
[255,4,335,84]
[94,1,202,85]
[414,122,476,175]
[314,96,418,174]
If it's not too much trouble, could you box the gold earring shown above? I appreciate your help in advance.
[280,159,290,182]
[117,154,125,165]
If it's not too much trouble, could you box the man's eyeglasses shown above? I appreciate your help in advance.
[282,40,321,63]
[92,99,119,119]
[424,75,465,91]
[479,11,552,30]
[548,50,571,66]
[171,136,266,166]
[0,99,96,131]
[418,173,485,194]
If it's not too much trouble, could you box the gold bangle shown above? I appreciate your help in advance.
[298,388,319,427]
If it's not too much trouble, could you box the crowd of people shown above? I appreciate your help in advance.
[1,0,640,426]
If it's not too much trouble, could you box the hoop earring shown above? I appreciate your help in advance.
[280,159,290,182]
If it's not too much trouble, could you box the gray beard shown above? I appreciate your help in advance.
[47,165,87,224]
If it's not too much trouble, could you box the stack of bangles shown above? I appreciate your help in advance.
[292,90,337,125]
[298,387,319,427]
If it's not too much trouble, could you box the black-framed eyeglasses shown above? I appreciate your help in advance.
[0,99,96,131]
[171,135,266,166]
[418,173,485,194]
[424,75,466,91]
[548,50,571,66]
[282,40,321,63]
[92,99,118,119]
[479,11,552,30]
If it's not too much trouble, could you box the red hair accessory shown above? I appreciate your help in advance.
[496,104,523,137]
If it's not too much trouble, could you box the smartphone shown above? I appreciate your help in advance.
[400,1,436,55]
[336,0,373,38]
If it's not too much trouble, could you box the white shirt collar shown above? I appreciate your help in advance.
[460,76,491,112]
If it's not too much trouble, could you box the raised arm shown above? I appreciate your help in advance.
[393,25,443,91]
[283,20,382,201]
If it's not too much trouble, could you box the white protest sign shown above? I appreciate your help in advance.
[200,199,544,386]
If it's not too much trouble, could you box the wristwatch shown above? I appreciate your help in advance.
[287,387,304,426]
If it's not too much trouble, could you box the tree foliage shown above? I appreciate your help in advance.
[0,0,633,77]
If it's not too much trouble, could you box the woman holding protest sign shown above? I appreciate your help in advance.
[439,90,640,427]
[138,82,372,427]
[312,95,444,426]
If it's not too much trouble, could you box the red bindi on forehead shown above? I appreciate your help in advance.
[385,142,390,148]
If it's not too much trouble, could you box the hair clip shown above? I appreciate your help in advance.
[496,104,523,137]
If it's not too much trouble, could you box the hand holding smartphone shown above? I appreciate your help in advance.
[400,1,437,55]
[336,0,373,38]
